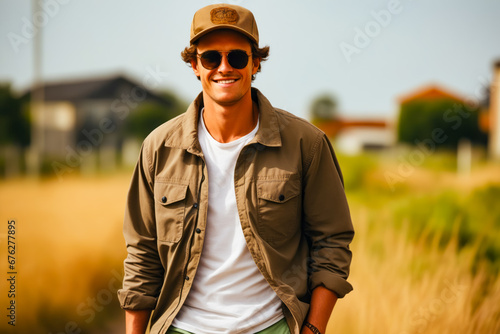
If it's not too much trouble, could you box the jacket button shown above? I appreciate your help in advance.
[279,194,285,201]
[193,203,199,209]
[161,196,167,203]
[185,276,190,281]
[196,228,202,234]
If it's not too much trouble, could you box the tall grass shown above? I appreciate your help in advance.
[0,174,129,333]
[328,152,500,334]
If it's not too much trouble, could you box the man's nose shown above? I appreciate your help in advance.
[218,53,233,73]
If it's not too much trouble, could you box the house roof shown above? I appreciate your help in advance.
[397,84,465,104]
[315,118,389,138]
[24,74,172,106]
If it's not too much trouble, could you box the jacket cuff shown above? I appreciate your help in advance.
[118,289,157,310]
[310,271,353,298]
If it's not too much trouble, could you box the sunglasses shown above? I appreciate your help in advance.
[197,49,252,70]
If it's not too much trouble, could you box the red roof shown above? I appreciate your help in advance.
[397,84,465,104]
[315,119,388,138]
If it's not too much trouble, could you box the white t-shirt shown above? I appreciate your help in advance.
[171,109,283,334]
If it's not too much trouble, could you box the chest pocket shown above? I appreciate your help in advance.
[154,181,188,243]
[256,176,301,247]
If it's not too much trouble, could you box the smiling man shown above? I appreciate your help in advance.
[118,4,354,334]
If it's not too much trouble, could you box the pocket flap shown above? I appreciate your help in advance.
[257,178,300,203]
[155,182,188,206]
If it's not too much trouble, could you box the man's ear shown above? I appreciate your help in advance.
[191,59,200,77]
[252,57,261,75]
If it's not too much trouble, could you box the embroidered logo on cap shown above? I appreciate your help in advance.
[210,7,239,25]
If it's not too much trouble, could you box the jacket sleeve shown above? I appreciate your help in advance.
[118,142,164,310]
[302,133,354,298]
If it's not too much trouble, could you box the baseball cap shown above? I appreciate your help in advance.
[190,4,259,45]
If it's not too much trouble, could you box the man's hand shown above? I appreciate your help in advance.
[125,309,152,334]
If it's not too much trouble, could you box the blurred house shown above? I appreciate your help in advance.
[24,74,172,169]
[316,83,482,155]
[315,117,394,155]
[396,81,489,153]
[481,60,500,160]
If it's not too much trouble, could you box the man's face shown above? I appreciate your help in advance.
[191,29,260,107]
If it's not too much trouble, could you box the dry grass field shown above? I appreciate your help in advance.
[1,153,499,333]
[0,172,130,333]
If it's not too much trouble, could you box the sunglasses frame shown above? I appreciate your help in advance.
[196,49,252,70]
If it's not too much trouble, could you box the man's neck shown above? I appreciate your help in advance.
[202,93,258,143]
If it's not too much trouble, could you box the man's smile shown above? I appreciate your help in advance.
[213,78,239,84]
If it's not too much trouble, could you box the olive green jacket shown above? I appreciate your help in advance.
[118,88,354,334]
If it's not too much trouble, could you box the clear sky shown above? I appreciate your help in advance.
[1,0,499,120]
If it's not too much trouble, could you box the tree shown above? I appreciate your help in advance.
[0,84,30,147]
[310,93,338,125]
[124,90,187,141]
[397,98,487,149]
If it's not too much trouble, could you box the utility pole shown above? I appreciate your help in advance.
[29,0,44,177]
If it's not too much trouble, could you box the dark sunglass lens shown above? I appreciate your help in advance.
[228,50,249,69]
[200,51,221,69]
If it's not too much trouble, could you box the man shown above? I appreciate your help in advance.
[118,4,354,334]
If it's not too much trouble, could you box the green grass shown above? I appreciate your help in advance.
[338,151,500,274]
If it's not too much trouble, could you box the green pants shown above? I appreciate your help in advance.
[166,318,290,334]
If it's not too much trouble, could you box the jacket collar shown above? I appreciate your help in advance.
[165,88,282,155]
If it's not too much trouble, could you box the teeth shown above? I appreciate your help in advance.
[217,80,235,84]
